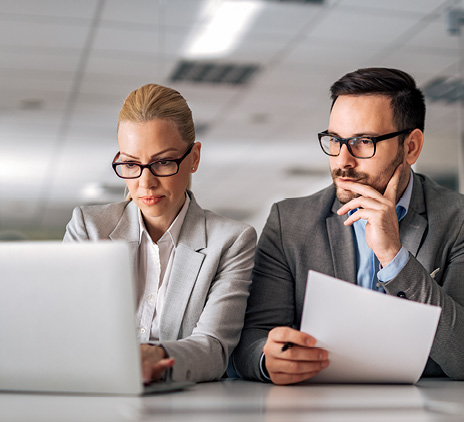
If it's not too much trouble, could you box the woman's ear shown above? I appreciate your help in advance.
[191,142,201,172]
[404,129,424,166]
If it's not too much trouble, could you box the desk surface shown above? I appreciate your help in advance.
[1,378,464,422]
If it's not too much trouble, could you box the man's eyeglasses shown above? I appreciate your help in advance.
[318,129,414,159]
[112,143,195,179]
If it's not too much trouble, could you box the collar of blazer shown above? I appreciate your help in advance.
[159,190,207,340]
[327,187,357,284]
[398,171,427,257]
[177,190,207,252]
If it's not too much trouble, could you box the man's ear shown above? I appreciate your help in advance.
[404,129,424,165]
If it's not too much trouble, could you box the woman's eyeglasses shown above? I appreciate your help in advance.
[112,143,195,179]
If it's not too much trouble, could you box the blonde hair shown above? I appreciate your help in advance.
[117,84,196,200]
[118,83,195,145]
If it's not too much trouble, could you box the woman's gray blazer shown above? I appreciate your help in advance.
[64,190,257,382]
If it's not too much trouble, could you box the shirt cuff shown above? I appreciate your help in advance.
[259,353,271,381]
[377,247,409,282]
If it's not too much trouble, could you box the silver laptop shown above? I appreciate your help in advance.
[0,241,194,395]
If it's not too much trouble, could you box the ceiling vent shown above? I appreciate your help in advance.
[194,122,210,136]
[170,61,259,86]
[285,166,327,177]
[20,99,43,110]
[423,76,464,104]
[265,0,324,4]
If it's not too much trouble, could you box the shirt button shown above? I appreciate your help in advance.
[147,294,153,302]
[140,327,146,334]
[397,291,407,299]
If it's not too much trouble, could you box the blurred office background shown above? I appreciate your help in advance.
[1,0,464,240]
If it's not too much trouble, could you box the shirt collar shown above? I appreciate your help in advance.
[138,192,191,245]
[396,169,414,221]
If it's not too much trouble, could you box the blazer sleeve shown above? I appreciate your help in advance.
[381,222,464,380]
[232,203,296,381]
[375,174,464,380]
[160,224,257,382]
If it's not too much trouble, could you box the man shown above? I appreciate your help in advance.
[232,67,464,385]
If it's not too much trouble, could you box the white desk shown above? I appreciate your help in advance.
[1,378,463,422]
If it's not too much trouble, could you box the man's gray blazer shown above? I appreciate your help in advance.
[64,191,257,382]
[233,172,464,381]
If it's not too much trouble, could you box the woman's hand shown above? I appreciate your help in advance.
[140,344,175,383]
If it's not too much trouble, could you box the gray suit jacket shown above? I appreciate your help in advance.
[233,172,464,381]
[64,191,257,382]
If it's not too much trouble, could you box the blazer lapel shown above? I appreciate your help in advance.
[326,198,357,283]
[109,201,140,281]
[159,191,206,341]
[399,173,427,257]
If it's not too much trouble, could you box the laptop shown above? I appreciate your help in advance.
[0,241,194,395]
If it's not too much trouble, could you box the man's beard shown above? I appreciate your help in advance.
[331,145,405,204]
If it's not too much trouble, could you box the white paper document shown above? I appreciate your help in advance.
[301,270,442,384]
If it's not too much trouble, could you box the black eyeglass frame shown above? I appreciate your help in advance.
[112,142,196,179]
[317,128,414,159]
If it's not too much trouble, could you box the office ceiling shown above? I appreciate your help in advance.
[1,0,464,239]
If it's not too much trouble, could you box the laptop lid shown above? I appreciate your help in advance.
[0,241,155,395]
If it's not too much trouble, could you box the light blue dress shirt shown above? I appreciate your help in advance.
[350,170,413,291]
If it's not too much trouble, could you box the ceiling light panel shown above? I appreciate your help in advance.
[184,0,264,59]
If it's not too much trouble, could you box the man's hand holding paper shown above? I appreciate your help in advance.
[262,327,329,385]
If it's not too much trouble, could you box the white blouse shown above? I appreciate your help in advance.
[135,194,190,342]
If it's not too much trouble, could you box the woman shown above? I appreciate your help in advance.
[64,83,256,383]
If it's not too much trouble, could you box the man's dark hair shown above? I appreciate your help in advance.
[330,68,426,133]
